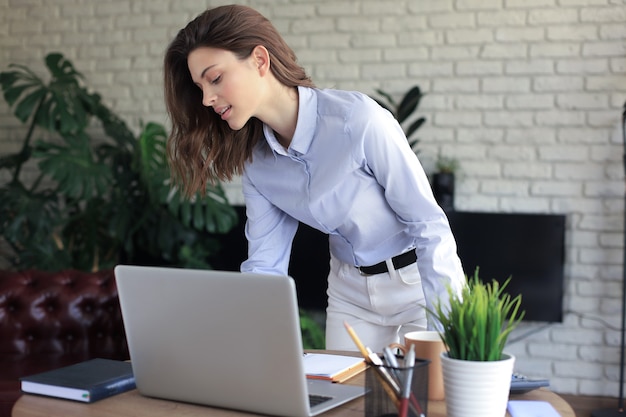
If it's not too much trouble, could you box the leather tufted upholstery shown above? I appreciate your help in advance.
[0,269,129,417]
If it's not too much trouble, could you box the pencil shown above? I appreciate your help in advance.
[343,322,401,407]
[343,322,424,417]
[343,321,369,359]
[343,322,399,389]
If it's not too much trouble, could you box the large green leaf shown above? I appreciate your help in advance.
[138,122,168,167]
[3,82,37,109]
[405,117,426,140]
[0,52,97,136]
[144,118,238,234]
[45,52,83,81]
[136,121,170,202]
[202,195,239,233]
[13,86,47,123]
[165,184,237,234]
[0,65,43,108]
[34,132,112,200]
[396,85,423,124]
[93,98,136,148]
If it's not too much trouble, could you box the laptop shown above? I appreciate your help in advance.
[114,265,364,417]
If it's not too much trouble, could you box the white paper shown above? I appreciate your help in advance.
[302,353,364,377]
[507,400,562,417]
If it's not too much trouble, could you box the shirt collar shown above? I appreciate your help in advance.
[263,86,317,156]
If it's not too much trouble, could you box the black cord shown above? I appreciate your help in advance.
[507,322,553,345]
[565,310,622,332]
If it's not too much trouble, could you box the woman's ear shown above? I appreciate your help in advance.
[251,45,270,76]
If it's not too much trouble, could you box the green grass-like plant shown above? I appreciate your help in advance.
[428,268,525,361]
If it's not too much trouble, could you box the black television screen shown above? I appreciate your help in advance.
[213,207,566,323]
[446,211,566,323]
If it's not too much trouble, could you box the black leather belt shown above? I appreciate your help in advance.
[358,250,417,276]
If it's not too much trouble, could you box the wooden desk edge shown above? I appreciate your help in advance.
[12,351,575,417]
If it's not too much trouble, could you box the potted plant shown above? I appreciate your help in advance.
[372,85,426,154]
[432,153,460,212]
[0,52,238,272]
[427,268,525,417]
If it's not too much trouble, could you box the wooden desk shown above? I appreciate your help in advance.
[13,386,574,417]
[12,380,575,417]
[12,351,575,417]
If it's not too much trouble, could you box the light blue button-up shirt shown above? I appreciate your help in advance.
[241,86,464,308]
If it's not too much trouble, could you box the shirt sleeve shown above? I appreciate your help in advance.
[352,98,466,321]
[240,169,299,276]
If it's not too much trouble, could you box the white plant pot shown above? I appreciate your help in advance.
[441,352,515,417]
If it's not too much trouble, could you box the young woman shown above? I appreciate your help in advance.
[164,4,465,352]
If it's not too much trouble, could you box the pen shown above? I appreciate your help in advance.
[403,345,425,417]
[382,346,400,369]
[367,350,401,393]
[343,322,423,417]
[399,345,413,417]
[382,346,404,389]
[343,322,401,406]
[383,344,424,417]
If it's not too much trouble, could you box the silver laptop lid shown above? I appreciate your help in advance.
[115,265,313,417]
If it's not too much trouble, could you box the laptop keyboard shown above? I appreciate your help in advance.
[309,394,332,407]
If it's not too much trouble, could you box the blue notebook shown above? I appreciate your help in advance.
[20,358,135,403]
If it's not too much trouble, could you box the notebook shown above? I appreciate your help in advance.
[114,265,364,417]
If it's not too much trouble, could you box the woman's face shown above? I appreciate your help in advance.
[188,47,263,131]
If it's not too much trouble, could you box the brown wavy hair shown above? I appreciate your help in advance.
[164,4,314,196]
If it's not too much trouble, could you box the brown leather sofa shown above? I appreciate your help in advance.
[0,269,130,417]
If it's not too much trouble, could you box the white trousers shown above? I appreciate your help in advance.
[325,253,427,353]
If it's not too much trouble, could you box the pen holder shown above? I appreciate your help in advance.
[365,356,429,417]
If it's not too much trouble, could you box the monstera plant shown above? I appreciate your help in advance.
[0,52,238,272]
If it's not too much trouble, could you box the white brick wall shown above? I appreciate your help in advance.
[1,0,625,398]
